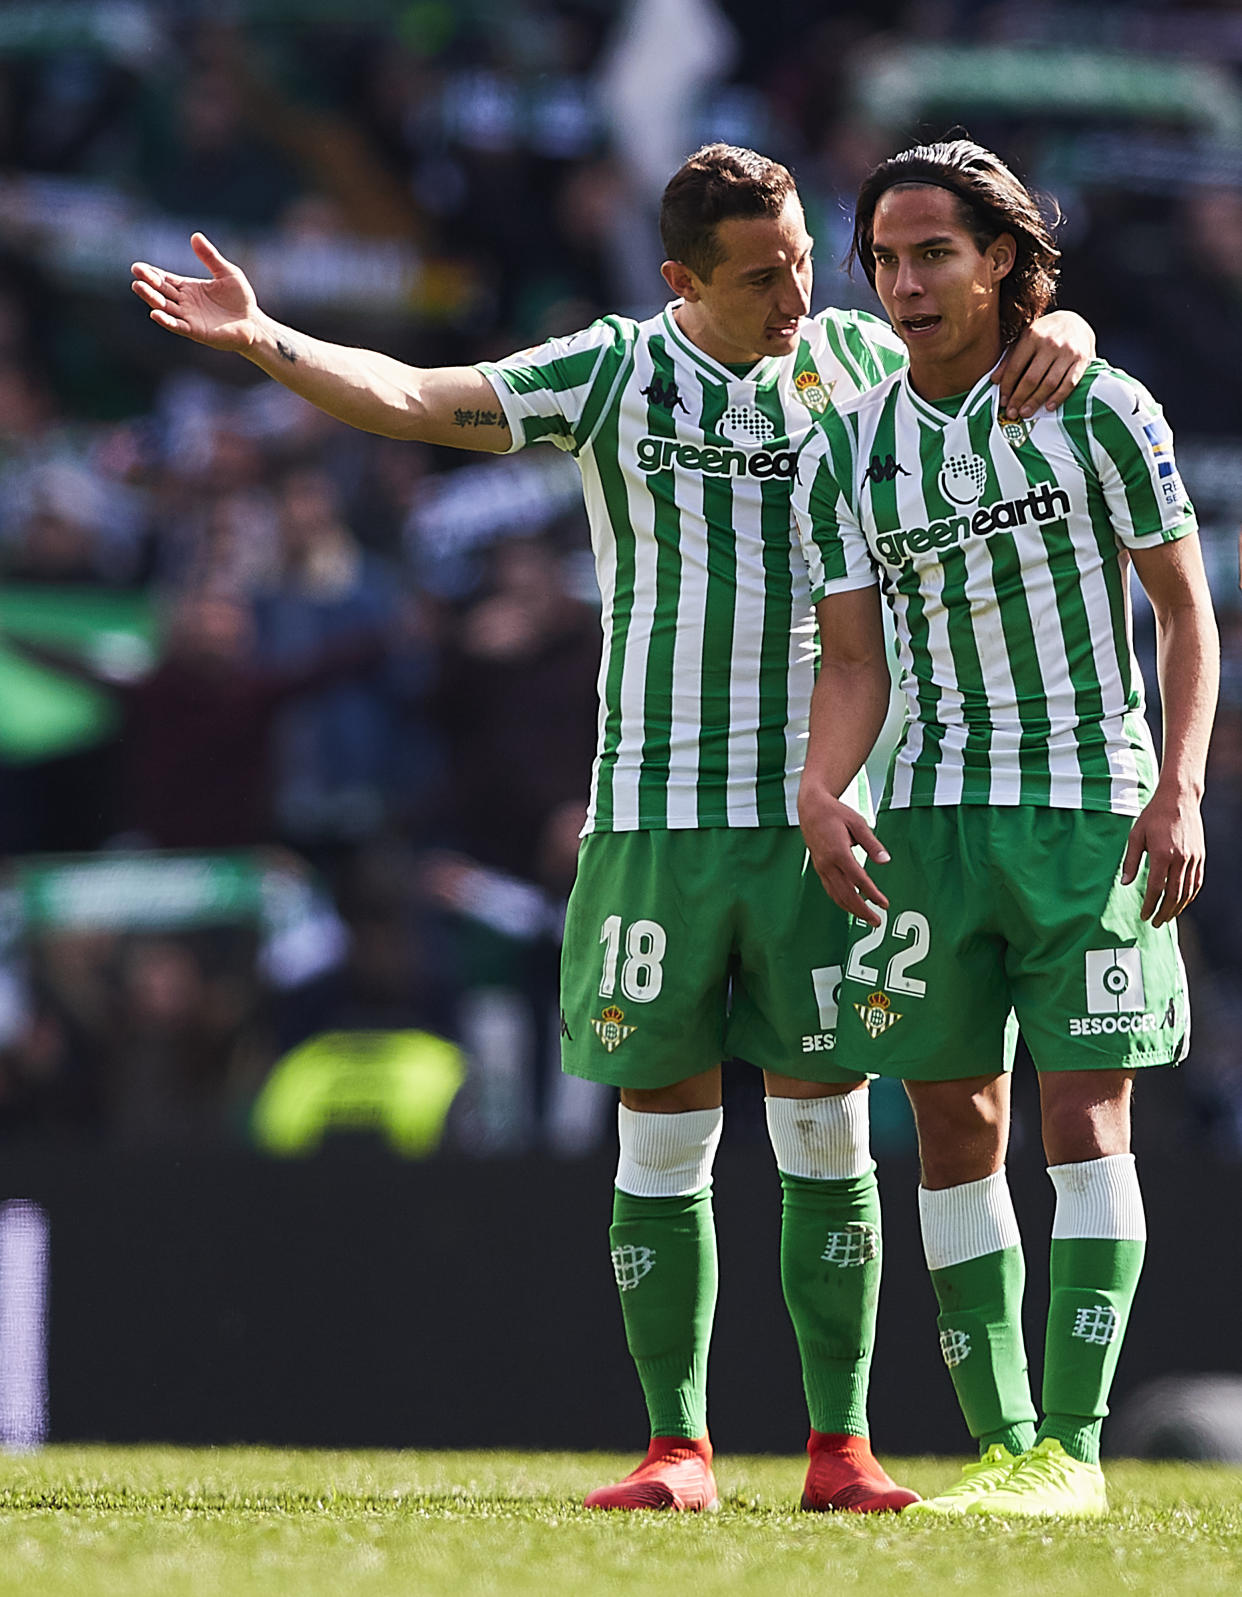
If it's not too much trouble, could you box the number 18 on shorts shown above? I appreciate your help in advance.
[559,829,867,1090]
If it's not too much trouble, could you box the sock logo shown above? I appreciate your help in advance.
[821,1222,880,1267]
[610,1243,656,1292]
[1084,948,1145,1013]
[939,1328,971,1368]
[1071,1304,1119,1346]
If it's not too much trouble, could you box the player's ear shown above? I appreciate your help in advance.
[988,233,1017,283]
[662,259,702,302]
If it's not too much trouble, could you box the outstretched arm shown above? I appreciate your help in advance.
[1125,534,1220,926]
[797,587,893,926]
[993,308,1096,421]
[131,233,511,452]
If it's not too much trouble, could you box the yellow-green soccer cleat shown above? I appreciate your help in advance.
[901,1445,1019,1514]
[964,1438,1108,1518]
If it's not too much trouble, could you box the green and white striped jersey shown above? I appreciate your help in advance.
[478,304,906,832]
[794,359,1196,815]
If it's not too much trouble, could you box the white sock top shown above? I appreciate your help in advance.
[1049,1152,1146,1242]
[764,1091,872,1181]
[614,1104,724,1198]
[918,1169,1022,1272]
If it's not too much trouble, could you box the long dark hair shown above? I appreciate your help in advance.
[849,139,1061,345]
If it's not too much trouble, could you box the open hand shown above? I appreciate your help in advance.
[799,791,891,926]
[993,309,1095,420]
[1122,792,1205,927]
[131,233,259,351]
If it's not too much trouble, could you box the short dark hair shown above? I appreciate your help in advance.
[660,144,797,281]
[849,139,1061,344]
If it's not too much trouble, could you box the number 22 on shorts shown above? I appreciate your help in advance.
[599,915,667,1002]
[846,907,931,996]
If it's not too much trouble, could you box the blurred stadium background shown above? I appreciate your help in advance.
[0,0,1240,1458]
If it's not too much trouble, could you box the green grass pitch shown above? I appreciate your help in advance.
[1,1447,1240,1596]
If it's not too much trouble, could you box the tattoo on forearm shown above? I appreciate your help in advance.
[276,339,299,365]
[452,408,502,428]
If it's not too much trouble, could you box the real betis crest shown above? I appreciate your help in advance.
[1000,413,1035,449]
[855,989,902,1040]
[795,369,834,414]
[591,1004,637,1053]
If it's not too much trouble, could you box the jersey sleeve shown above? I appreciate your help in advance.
[792,418,878,602]
[476,317,632,455]
[814,307,907,390]
[1078,366,1197,548]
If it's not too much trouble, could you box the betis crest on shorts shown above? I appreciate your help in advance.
[855,989,903,1040]
[591,1004,637,1053]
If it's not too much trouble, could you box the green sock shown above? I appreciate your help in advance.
[930,1247,1038,1457]
[609,1185,717,1439]
[778,1169,880,1437]
[1039,1237,1145,1465]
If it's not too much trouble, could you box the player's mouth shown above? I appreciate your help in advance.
[767,320,800,340]
[900,314,942,339]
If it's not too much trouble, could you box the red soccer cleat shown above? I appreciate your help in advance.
[584,1435,719,1511]
[800,1431,921,1513]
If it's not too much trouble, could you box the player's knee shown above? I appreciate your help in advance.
[764,1089,872,1180]
[615,1104,724,1197]
[1039,1080,1132,1165]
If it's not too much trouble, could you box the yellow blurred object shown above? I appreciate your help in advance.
[251,1030,466,1158]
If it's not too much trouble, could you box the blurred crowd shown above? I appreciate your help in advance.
[1,0,1241,1158]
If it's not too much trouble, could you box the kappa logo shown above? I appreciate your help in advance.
[591,1004,637,1053]
[855,989,902,1040]
[939,451,989,505]
[559,1009,573,1042]
[611,1243,656,1291]
[864,453,909,484]
[641,376,687,414]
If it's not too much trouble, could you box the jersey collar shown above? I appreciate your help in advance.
[900,359,1004,429]
[660,302,785,388]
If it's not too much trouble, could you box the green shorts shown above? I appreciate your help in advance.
[560,828,865,1090]
[834,805,1189,1083]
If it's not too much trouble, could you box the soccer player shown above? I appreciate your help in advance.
[132,143,1094,1513]
[794,139,1219,1516]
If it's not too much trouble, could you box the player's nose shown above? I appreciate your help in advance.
[778,272,810,316]
[893,259,923,299]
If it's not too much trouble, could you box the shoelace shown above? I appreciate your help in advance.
[951,1446,1016,1494]
[1006,1443,1074,1488]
